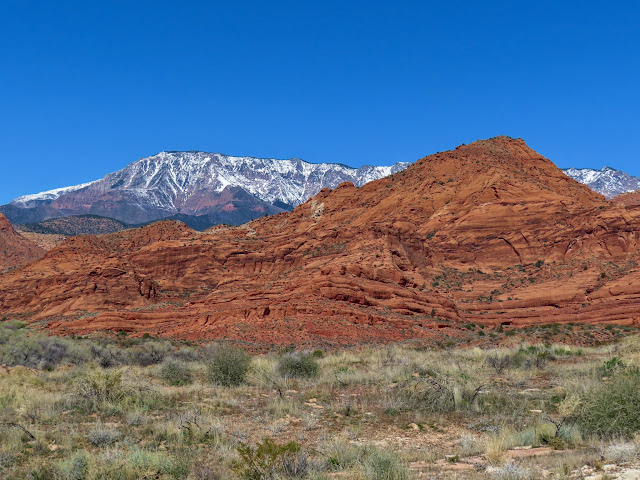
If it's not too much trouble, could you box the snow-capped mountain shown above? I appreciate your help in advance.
[563,167,640,199]
[3,152,410,226]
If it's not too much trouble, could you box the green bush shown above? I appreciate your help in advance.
[235,438,303,479]
[58,451,90,480]
[277,352,319,379]
[71,369,154,413]
[160,360,193,386]
[575,370,640,436]
[364,448,410,480]
[203,343,251,387]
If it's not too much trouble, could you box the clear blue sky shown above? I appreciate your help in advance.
[1,1,639,204]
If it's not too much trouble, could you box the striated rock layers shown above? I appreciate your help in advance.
[0,214,45,271]
[613,190,640,207]
[1,136,639,346]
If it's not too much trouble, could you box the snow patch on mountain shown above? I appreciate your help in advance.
[563,167,640,199]
[13,181,98,206]
[11,152,411,212]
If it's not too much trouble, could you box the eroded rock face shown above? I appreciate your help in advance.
[0,214,45,271]
[613,190,640,206]
[1,136,640,346]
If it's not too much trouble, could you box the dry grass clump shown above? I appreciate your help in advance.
[602,441,639,463]
[488,462,532,480]
[363,447,411,480]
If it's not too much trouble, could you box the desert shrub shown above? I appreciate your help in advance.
[88,425,121,446]
[280,451,310,478]
[277,352,319,379]
[90,343,131,368]
[235,438,303,479]
[64,342,92,365]
[486,353,512,374]
[169,347,200,363]
[128,448,172,474]
[0,450,17,469]
[602,441,639,462]
[575,371,640,436]
[400,377,456,413]
[363,448,410,480]
[489,462,532,480]
[458,434,485,457]
[28,466,57,480]
[167,454,191,479]
[203,343,251,387]
[131,340,171,366]
[35,336,70,369]
[126,411,146,426]
[1,335,43,367]
[192,463,226,480]
[0,319,25,331]
[324,438,366,471]
[160,360,193,386]
[71,369,149,413]
[523,355,548,370]
[0,325,92,369]
[58,451,90,480]
[555,423,583,448]
[75,369,127,404]
[600,356,625,374]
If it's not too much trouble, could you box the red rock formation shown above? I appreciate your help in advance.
[1,137,640,346]
[613,189,640,206]
[0,214,45,271]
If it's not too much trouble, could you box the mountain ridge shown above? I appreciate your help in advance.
[563,166,640,198]
[1,136,639,346]
[3,152,410,227]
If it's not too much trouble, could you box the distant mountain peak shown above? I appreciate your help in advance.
[2,152,410,228]
[563,166,640,199]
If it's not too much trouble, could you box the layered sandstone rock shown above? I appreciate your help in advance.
[1,137,639,345]
[613,190,640,206]
[0,214,45,271]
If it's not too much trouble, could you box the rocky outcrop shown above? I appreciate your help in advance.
[0,214,45,271]
[1,137,639,346]
[613,190,640,206]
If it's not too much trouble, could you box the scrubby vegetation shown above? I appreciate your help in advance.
[0,320,640,478]
[203,343,251,387]
[276,351,319,379]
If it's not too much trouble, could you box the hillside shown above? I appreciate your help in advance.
[613,189,640,207]
[1,137,639,346]
[16,215,133,236]
[0,214,45,271]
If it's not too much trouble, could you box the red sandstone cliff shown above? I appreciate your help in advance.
[1,137,639,345]
[0,214,45,271]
